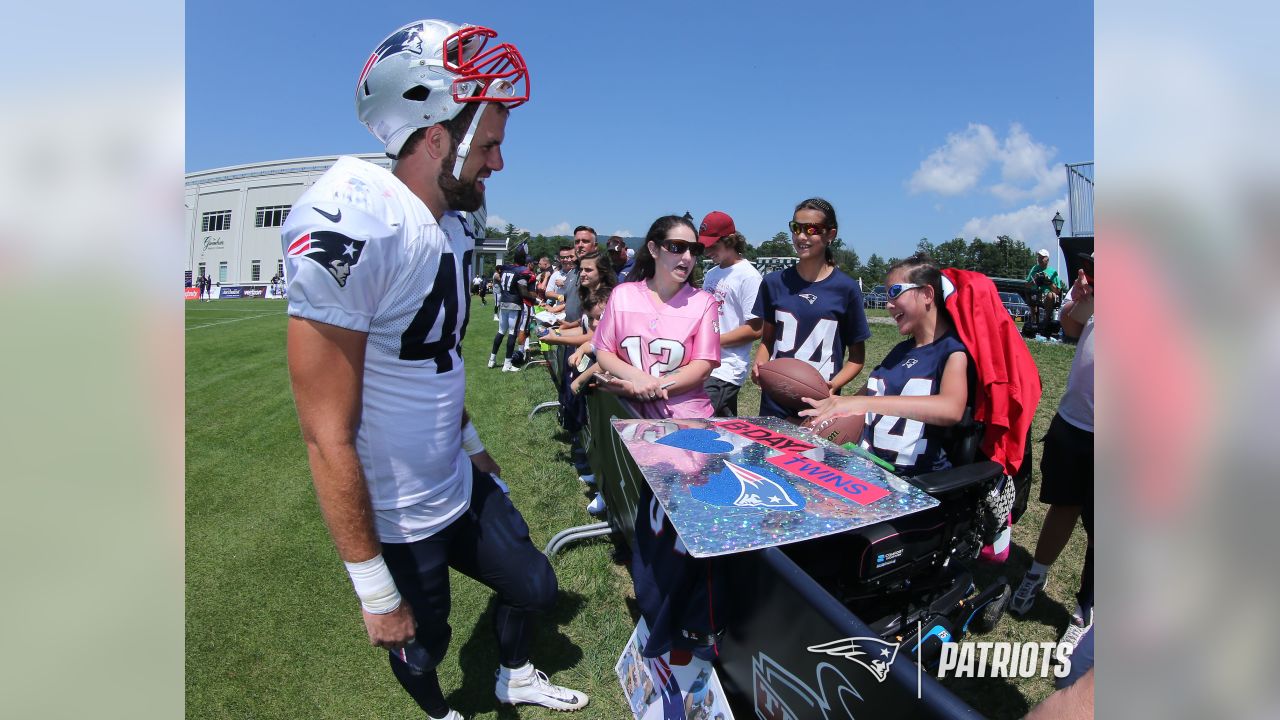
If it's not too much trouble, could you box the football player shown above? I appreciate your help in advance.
[490,245,535,371]
[282,19,587,719]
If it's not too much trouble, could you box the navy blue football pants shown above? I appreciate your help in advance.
[381,467,559,715]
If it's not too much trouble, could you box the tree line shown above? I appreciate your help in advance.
[483,224,1037,288]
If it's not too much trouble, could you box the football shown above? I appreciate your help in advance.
[757,358,829,412]
[812,413,866,447]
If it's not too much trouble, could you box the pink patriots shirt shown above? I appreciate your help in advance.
[594,281,721,419]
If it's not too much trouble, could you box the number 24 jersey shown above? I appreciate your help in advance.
[282,156,475,536]
[753,266,870,381]
[862,333,968,476]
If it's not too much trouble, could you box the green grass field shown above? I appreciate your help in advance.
[186,298,1085,719]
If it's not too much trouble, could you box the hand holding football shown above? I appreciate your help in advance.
[757,358,830,412]
[812,413,865,446]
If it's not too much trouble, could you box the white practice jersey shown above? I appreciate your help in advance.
[282,156,476,541]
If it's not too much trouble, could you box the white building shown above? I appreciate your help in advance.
[184,154,510,289]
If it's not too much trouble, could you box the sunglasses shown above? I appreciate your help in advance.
[789,221,833,236]
[658,239,703,256]
[886,283,924,299]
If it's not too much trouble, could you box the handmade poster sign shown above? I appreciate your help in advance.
[610,416,939,557]
[617,617,734,720]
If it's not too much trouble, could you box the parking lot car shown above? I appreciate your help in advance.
[999,291,1030,319]
[864,284,887,309]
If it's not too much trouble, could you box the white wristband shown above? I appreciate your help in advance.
[461,421,485,456]
[345,555,402,615]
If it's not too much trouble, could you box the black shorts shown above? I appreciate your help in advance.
[704,377,741,417]
[1038,413,1093,507]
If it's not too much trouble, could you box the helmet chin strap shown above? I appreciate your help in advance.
[450,101,489,180]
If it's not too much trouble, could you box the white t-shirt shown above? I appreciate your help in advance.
[546,269,568,299]
[1057,315,1094,433]
[702,259,762,385]
[282,156,475,542]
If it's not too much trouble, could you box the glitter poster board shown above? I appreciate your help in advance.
[610,416,940,558]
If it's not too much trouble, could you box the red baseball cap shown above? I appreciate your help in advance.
[697,211,736,247]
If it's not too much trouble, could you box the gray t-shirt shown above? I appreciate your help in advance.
[562,268,583,322]
[1057,316,1093,433]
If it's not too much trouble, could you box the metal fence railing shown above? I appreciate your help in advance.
[1066,161,1094,237]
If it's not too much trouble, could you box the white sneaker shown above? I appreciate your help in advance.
[428,711,464,720]
[502,360,515,372]
[487,354,497,369]
[578,473,596,487]
[495,663,588,711]
[1059,603,1093,653]
[1009,570,1047,617]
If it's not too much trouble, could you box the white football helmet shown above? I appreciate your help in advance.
[355,19,529,165]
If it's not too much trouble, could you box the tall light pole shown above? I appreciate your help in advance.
[1051,211,1066,279]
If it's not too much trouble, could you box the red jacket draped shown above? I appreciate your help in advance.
[940,269,1041,475]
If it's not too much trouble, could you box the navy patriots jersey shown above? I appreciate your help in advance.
[630,484,726,658]
[861,332,969,476]
[753,266,870,417]
[497,263,533,305]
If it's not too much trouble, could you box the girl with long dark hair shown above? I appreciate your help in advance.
[593,215,721,419]
[750,197,871,417]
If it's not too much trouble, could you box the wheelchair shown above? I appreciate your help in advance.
[780,407,1032,667]
[1023,283,1061,339]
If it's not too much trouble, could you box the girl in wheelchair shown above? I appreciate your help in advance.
[800,252,970,477]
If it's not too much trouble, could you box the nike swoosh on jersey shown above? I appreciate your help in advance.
[314,207,342,223]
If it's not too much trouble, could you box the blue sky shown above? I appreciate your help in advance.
[187,0,1092,261]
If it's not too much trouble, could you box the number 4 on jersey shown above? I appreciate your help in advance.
[774,311,837,377]
[400,250,472,372]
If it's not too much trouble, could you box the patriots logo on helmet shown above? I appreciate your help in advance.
[691,461,805,510]
[799,293,818,304]
[286,230,367,288]
[357,24,426,91]
[806,636,901,683]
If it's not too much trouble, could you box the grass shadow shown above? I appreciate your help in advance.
[449,591,589,717]
[991,541,1074,631]
[942,674,1035,719]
